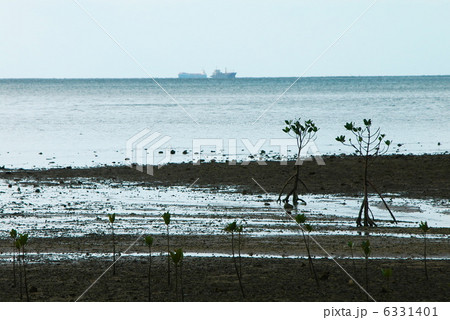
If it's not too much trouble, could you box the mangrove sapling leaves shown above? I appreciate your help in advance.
[361,240,371,257]
[419,221,430,233]
[381,268,393,293]
[347,241,356,274]
[145,235,154,247]
[15,239,21,250]
[295,214,306,224]
[170,248,184,265]
[336,119,397,227]
[170,248,184,301]
[10,229,17,240]
[19,234,28,246]
[304,224,313,233]
[225,221,237,232]
[381,268,392,279]
[163,211,171,225]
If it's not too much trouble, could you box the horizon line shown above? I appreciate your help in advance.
[1,74,450,80]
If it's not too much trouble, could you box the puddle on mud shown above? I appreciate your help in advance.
[0,179,448,241]
[0,251,449,265]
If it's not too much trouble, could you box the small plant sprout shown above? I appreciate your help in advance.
[162,211,171,286]
[224,221,245,299]
[336,119,397,227]
[15,233,30,301]
[278,118,319,208]
[108,213,117,275]
[295,214,319,287]
[381,267,393,293]
[361,240,371,296]
[347,241,356,275]
[9,229,18,287]
[419,221,431,280]
[144,235,154,302]
[169,248,184,302]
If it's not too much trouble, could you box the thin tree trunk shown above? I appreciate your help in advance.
[424,234,428,280]
[148,247,152,302]
[175,265,178,301]
[357,202,364,227]
[12,250,16,288]
[351,248,356,276]
[23,248,29,302]
[363,162,369,228]
[365,256,369,301]
[112,225,116,276]
[302,230,319,287]
[167,225,171,286]
[292,167,300,205]
[238,230,242,280]
[361,150,375,227]
[180,261,184,302]
[18,249,23,300]
[231,232,245,298]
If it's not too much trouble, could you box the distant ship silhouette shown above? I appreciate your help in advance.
[210,68,236,79]
[177,69,237,79]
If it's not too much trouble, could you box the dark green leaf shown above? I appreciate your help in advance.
[162,211,171,225]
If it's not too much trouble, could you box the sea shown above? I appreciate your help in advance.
[0,76,449,169]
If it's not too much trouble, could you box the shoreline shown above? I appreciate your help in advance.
[2,154,449,199]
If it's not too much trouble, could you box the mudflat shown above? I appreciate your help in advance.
[0,154,448,301]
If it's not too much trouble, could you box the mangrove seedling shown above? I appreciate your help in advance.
[361,240,371,296]
[162,211,171,286]
[108,213,116,275]
[419,221,430,280]
[295,214,319,287]
[224,221,245,298]
[9,229,17,287]
[169,248,184,302]
[15,233,30,301]
[381,267,393,292]
[347,241,356,275]
[144,235,154,302]
[278,118,319,207]
[336,119,397,227]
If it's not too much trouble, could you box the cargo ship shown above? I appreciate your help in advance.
[210,69,236,79]
[178,71,207,79]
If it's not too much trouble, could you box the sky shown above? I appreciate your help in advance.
[1,0,449,78]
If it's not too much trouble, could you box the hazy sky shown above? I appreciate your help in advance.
[1,0,449,78]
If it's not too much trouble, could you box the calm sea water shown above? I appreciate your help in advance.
[0,76,449,169]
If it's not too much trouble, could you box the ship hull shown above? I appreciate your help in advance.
[210,72,236,79]
[178,73,207,79]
